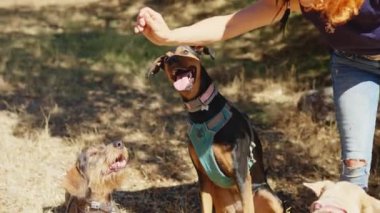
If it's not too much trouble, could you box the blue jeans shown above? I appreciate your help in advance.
[331,51,380,188]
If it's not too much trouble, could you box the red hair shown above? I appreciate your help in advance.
[303,0,364,32]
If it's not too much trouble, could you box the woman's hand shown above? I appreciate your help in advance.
[134,7,172,46]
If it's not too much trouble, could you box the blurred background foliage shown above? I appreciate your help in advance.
[0,0,331,139]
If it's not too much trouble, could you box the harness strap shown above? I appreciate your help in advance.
[185,84,218,112]
[252,182,269,192]
[206,104,231,130]
[248,140,256,168]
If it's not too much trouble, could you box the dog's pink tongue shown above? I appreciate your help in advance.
[173,76,194,91]
[108,159,127,173]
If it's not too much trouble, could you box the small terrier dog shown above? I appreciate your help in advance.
[63,141,128,213]
[304,180,380,213]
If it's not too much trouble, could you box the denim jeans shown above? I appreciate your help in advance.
[330,51,380,188]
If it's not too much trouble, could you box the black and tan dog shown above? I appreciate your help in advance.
[147,46,283,213]
[63,141,129,213]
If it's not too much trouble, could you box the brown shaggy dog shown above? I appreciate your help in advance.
[63,141,128,213]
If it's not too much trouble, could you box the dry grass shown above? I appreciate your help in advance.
[0,111,78,212]
[0,0,379,213]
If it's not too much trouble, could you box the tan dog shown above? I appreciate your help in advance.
[63,141,128,213]
[304,181,380,213]
[148,46,283,213]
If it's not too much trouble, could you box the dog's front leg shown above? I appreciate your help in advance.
[189,145,213,212]
[239,170,255,213]
[199,174,213,213]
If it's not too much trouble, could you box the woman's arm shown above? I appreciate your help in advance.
[134,0,300,46]
[219,0,300,42]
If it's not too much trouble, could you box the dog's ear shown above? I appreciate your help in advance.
[303,180,334,197]
[191,46,215,60]
[62,153,89,198]
[62,165,88,198]
[146,55,167,78]
[202,46,215,60]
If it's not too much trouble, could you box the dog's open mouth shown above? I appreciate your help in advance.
[106,154,127,174]
[172,66,196,91]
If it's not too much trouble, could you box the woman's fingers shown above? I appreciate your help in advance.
[141,8,165,31]
[134,7,150,33]
[139,7,160,20]
[134,16,146,33]
[134,7,171,45]
[142,12,158,30]
[134,20,142,33]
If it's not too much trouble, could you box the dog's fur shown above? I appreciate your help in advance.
[63,141,128,213]
[148,46,283,213]
[304,180,380,213]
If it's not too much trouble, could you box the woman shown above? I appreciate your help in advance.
[134,0,380,190]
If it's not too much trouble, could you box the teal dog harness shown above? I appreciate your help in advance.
[188,104,235,188]
[186,84,256,188]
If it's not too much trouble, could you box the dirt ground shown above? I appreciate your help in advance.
[0,0,379,213]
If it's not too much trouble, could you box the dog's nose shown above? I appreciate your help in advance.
[166,56,179,65]
[113,141,124,149]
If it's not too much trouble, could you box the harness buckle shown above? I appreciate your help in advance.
[90,201,101,209]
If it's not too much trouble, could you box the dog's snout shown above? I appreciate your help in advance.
[113,141,124,149]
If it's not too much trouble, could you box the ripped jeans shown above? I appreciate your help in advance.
[331,51,380,189]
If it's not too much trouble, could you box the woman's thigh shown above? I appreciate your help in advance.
[331,53,380,161]
[330,52,380,188]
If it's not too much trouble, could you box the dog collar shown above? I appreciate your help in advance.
[311,201,347,213]
[185,83,218,112]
